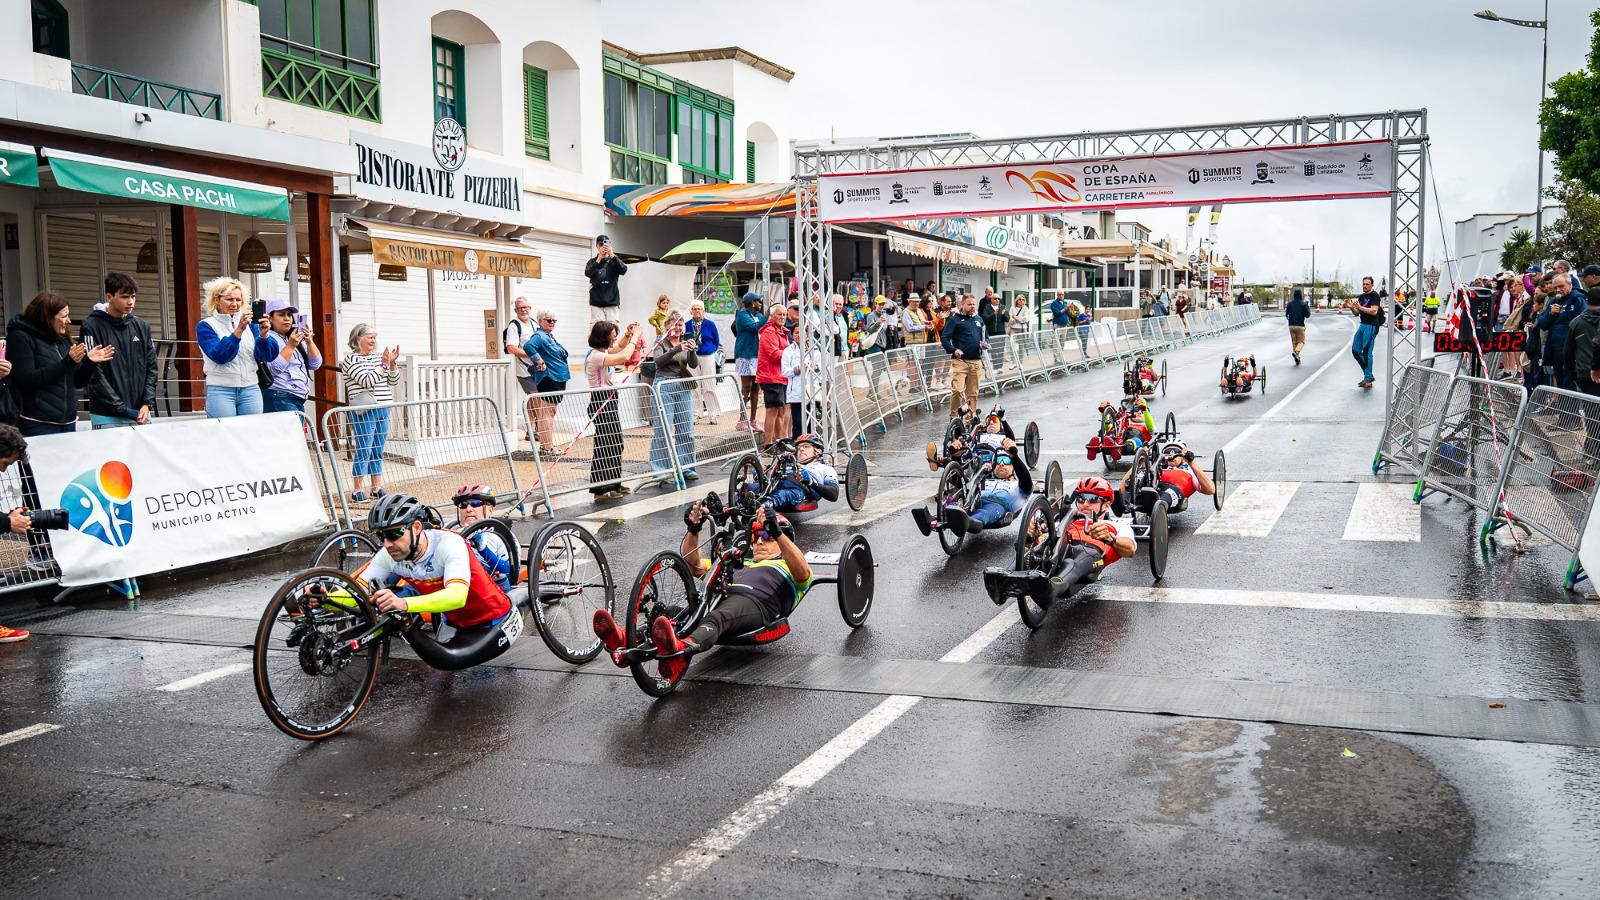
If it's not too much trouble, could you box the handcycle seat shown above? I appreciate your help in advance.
[401,613,516,671]
[721,618,790,646]
[786,501,819,513]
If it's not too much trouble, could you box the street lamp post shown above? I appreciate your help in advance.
[1300,244,1315,303]
[1475,4,1550,242]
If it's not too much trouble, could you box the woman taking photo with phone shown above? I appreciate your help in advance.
[194,277,263,418]
[342,323,400,502]
[6,291,113,436]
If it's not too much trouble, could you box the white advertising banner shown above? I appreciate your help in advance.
[1581,492,1599,594]
[819,139,1394,223]
[975,221,1060,264]
[29,413,329,586]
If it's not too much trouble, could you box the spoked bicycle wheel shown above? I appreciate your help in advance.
[1014,496,1058,631]
[935,465,969,557]
[252,567,384,741]
[727,452,768,507]
[624,552,698,697]
[526,520,615,664]
[460,517,522,588]
[309,528,380,572]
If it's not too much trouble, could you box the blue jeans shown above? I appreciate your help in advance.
[1351,323,1377,382]
[649,379,697,476]
[769,482,813,510]
[351,408,391,478]
[205,384,263,418]
[262,387,306,415]
[972,499,1011,527]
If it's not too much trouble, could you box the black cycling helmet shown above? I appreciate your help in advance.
[367,493,429,532]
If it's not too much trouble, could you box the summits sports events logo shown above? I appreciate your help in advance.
[62,461,134,547]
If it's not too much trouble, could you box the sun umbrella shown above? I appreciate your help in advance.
[660,238,743,264]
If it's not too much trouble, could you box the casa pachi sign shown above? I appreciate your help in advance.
[47,153,289,220]
[348,129,525,225]
[27,414,329,587]
[818,140,1394,223]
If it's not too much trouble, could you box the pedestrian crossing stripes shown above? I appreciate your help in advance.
[0,723,61,748]
[1194,481,1300,537]
[807,480,936,526]
[1183,480,1422,542]
[1342,482,1421,542]
[1104,585,1600,622]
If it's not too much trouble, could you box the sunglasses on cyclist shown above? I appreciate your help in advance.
[1072,491,1107,504]
[993,454,1014,466]
[376,526,409,542]
[455,499,490,509]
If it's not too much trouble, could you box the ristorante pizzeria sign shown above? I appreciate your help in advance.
[348,127,526,225]
[818,140,1394,223]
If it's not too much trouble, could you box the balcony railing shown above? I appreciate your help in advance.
[261,47,381,122]
[71,62,221,120]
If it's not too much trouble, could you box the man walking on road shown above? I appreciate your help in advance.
[1286,288,1311,365]
[1346,276,1382,389]
[942,294,986,416]
[585,235,626,323]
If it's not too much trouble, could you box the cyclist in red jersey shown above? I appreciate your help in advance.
[356,494,512,630]
[1124,440,1216,509]
[984,476,1136,607]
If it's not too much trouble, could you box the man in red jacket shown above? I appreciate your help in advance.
[755,303,791,446]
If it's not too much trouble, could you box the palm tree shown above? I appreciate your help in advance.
[1499,227,1534,272]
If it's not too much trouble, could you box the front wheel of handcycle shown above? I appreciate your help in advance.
[252,567,384,741]
[1014,495,1057,631]
[310,528,379,572]
[1258,365,1267,395]
[936,464,969,557]
[728,452,768,507]
[526,519,615,664]
[1164,412,1177,439]
[838,534,874,628]
[1023,421,1042,469]
[1043,459,1065,507]
[1160,359,1168,395]
[1148,502,1170,581]
[624,551,699,697]
[459,517,521,588]
[1212,449,1227,512]
[845,453,869,511]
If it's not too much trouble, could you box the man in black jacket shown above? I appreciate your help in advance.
[941,294,988,416]
[585,234,627,324]
[1564,286,1600,447]
[81,272,157,428]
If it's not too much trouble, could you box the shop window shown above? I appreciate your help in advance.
[32,0,69,58]
[524,64,549,160]
[604,71,671,184]
[258,0,380,121]
[433,37,465,125]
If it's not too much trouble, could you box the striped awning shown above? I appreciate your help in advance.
[887,230,1008,273]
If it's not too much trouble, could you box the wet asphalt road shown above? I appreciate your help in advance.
[4,312,1600,899]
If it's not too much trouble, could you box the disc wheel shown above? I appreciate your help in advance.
[459,517,521,588]
[727,452,768,508]
[526,520,615,664]
[1259,364,1267,395]
[1023,421,1042,468]
[310,528,379,572]
[1044,460,1065,507]
[1014,495,1058,631]
[935,465,969,557]
[252,568,383,741]
[1160,359,1168,396]
[845,453,869,511]
[624,552,698,697]
[1148,502,1170,581]
[1212,450,1227,511]
[837,534,874,628]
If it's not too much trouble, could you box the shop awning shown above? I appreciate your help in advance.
[345,217,542,278]
[0,145,38,188]
[1059,239,1180,266]
[887,230,1008,273]
[44,150,289,220]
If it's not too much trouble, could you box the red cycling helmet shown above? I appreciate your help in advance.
[795,432,825,452]
[1072,476,1115,501]
[451,483,495,505]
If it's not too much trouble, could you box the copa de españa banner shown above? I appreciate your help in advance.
[817,139,1395,223]
[28,413,329,586]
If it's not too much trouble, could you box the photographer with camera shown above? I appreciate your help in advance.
[0,424,70,643]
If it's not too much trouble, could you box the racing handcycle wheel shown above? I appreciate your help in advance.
[525,519,615,665]
[1023,421,1042,469]
[845,453,869,511]
[1147,502,1170,581]
[253,567,383,741]
[623,551,697,697]
[1212,449,1227,512]
[309,528,379,572]
[1013,495,1058,631]
[727,452,768,508]
[935,464,969,558]
[837,534,874,628]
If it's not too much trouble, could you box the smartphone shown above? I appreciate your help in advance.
[296,314,309,331]
[0,339,7,361]
[252,300,266,321]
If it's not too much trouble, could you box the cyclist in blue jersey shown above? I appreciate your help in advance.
[449,483,513,590]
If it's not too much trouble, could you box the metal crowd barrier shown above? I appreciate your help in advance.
[653,371,763,476]
[521,381,677,513]
[1374,364,1456,478]
[321,395,521,528]
[1414,374,1527,509]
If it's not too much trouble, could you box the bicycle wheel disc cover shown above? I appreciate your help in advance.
[1024,421,1041,468]
[846,454,869,511]
[838,534,873,627]
[1148,503,1169,580]
[1213,450,1227,511]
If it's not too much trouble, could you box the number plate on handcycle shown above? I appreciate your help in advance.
[803,551,841,565]
[500,608,524,645]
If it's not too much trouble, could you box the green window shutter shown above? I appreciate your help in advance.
[746,140,756,183]
[432,36,464,127]
[524,64,550,160]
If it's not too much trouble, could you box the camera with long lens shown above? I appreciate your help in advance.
[29,508,69,531]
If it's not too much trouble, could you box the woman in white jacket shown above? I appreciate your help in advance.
[194,277,264,417]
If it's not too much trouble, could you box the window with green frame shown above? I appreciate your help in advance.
[677,100,733,183]
[31,0,69,58]
[255,0,380,121]
[523,65,550,160]
[603,71,672,183]
[746,141,756,183]
[432,37,465,126]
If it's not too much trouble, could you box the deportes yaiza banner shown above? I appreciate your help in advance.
[818,140,1393,222]
[28,413,328,586]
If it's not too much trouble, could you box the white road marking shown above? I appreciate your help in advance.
[0,723,61,747]
[1194,481,1300,537]
[155,662,250,693]
[1342,482,1421,542]
[639,604,1020,898]
[1104,585,1600,621]
[1220,317,1354,456]
[806,480,935,526]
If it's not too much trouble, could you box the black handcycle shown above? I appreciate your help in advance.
[727,439,869,513]
[918,443,1064,557]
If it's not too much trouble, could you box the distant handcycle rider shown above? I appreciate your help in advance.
[927,407,1014,471]
[984,476,1136,607]
[768,434,840,511]
[913,443,1032,535]
[593,500,811,682]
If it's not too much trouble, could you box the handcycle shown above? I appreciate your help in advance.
[726,436,869,514]
[1219,354,1266,398]
[1115,441,1228,580]
[935,404,1043,471]
[1122,356,1167,398]
[917,440,1065,557]
[612,491,875,697]
[253,518,616,740]
[1086,401,1177,470]
[993,493,1128,630]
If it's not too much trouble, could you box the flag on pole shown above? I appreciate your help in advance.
[1184,206,1201,249]
[1207,204,1223,242]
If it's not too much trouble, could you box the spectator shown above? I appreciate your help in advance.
[1521,288,1549,393]
[1175,291,1192,335]
[978,287,1006,338]
[1497,278,1529,379]
[584,234,627,324]
[924,280,940,306]
[523,308,570,455]
[7,292,107,436]
[1538,273,1585,427]
[649,315,699,484]
[1151,291,1168,318]
[685,300,721,422]
[732,293,766,432]
[342,324,400,502]
[1139,289,1154,318]
[503,296,539,405]
[81,272,157,428]
[1286,288,1311,365]
[1582,264,1600,298]
[782,319,805,440]
[1564,287,1600,425]
[1552,259,1582,298]
[831,295,850,357]
[584,320,635,501]
[253,298,322,415]
[1345,276,1382,389]
[1050,292,1070,328]
[194,277,263,418]
[0,425,37,643]
[756,302,790,446]
[648,293,673,338]
[901,277,918,301]
[858,297,888,361]
[1008,294,1032,334]
[904,295,930,348]
[941,294,986,416]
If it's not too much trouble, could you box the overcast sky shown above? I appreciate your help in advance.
[603,0,1594,287]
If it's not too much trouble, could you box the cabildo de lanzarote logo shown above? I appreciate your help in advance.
[62,461,134,547]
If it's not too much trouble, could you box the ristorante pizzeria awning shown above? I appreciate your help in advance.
[344,217,541,278]
[887,230,1008,273]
